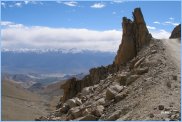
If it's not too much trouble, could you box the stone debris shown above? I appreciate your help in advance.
[106,110,121,121]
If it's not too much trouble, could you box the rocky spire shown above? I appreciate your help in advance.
[169,24,181,39]
[114,8,152,65]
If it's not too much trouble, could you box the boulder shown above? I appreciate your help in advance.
[115,91,128,102]
[151,50,157,54]
[116,73,128,85]
[92,105,105,117]
[81,87,91,96]
[110,84,124,93]
[106,84,124,100]
[96,98,105,105]
[66,99,77,108]
[106,110,121,120]
[59,103,70,113]
[75,97,82,106]
[135,67,149,75]
[106,88,117,100]
[76,114,98,121]
[172,75,177,80]
[158,105,165,110]
[126,75,140,85]
[134,57,145,68]
[68,107,82,119]
[82,108,90,116]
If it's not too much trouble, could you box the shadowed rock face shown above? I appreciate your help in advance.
[60,65,117,102]
[114,8,152,65]
[170,24,181,39]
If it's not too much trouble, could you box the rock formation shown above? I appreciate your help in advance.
[60,8,151,103]
[60,65,117,102]
[114,8,152,65]
[169,24,181,39]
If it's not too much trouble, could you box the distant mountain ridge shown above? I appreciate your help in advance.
[2,50,115,74]
[2,48,116,54]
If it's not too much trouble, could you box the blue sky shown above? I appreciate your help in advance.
[1,1,181,52]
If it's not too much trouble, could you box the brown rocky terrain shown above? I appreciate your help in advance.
[37,8,180,121]
[170,24,181,39]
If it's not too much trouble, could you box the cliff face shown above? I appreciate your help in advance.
[170,24,181,39]
[114,8,152,65]
[60,8,151,103]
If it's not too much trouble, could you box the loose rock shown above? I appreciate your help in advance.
[106,110,121,120]
[115,91,128,102]
[66,99,77,108]
[76,114,98,121]
[68,107,82,119]
[135,67,149,75]
[126,75,140,85]
[158,105,165,110]
[134,57,145,68]
[106,88,117,100]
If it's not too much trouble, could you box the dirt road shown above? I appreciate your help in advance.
[162,39,181,71]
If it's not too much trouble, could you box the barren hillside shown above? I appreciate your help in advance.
[2,80,49,121]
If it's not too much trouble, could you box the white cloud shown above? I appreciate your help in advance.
[63,1,78,7]
[15,2,22,7]
[24,1,29,5]
[112,11,116,14]
[2,22,122,52]
[91,3,105,9]
[2,21,172,52]
[147,26,156,30]
[153,21,160,24]
[169,17,174,20]
[1,2,6,8]
[1,21,13,26]
[150,29,170,39]
[1,21,25,28]
[112,0,125,3]
[163,21,179,26]
[2,1,43,8]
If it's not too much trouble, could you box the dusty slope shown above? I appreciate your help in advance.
[37,39,180,121]
[162,39,180,70]
[2,80,49,121]
[102,39,181,120]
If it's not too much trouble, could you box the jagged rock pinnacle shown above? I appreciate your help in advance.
[114,8,152,65]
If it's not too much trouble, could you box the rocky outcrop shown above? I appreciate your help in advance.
[114,8,152,65]
[169,24,181,39]
[60,65,117,102]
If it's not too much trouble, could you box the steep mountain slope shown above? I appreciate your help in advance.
[37,8,180,121]
[38,38,180,121]
[2,80,49,121]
